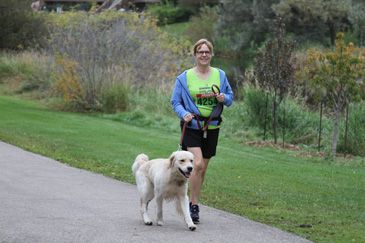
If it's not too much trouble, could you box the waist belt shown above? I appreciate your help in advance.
[194,115,221,130]
[181,115,222,130]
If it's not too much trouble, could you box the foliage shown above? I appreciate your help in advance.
[46,11,191,111]
[254,19,296,143]
[242,86,327,145]
[53,55,85,111]
[177,0,219,8]
[349,2,365,46]
[101,85,130,113]
[215,0,365,69]
[273,0,353,46]
[304,32,365,158]
[184,6,219,43]
[146,3,193,25]
[0,51,54,95]
[338,102,365,156]
[0,0,48,50]
[216,0,279,66]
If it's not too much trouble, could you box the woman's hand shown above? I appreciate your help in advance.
[184,113,194,122]
[216,93,225,103]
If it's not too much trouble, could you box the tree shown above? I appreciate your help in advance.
[185,6,219,43]
[273,0,353,46]
[217,0,279,66]
[0,0,47,50]
[254,19,295,144]
[349,2,365,46]
[305,33,365,158]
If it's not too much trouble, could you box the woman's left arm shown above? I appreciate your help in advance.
[222,75,234,107]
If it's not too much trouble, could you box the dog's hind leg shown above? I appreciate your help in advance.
[137,176,154,225]
[140,198,153,225]
[155,195,164,226]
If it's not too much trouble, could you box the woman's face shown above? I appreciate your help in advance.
[195,43,212,67]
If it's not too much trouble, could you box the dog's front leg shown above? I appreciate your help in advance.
[179,195,196,231]
[155,195,164,226]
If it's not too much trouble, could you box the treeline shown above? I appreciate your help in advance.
[145,0,365,65]
[1,1,365,158]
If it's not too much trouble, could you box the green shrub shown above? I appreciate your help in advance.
[242,86,330,145]
[134,88,174,116]
[101,85,130,113]
[338,102,365,156]
[147,4,193,25]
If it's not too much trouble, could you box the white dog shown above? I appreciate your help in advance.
[132,151,196,231]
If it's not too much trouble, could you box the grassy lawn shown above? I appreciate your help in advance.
[159,22,190,39]
[0,94,364,242]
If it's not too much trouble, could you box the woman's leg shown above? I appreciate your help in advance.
[187,147,210,205]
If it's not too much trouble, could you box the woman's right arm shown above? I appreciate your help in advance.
[171,78,190,120]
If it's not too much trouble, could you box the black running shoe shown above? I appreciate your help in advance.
[190,202,200,223]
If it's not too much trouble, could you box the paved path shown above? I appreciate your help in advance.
[0,141,311,243]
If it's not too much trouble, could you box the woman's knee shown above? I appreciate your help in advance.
[194,159,206,175]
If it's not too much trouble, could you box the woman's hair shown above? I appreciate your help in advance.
[193,39,214,55]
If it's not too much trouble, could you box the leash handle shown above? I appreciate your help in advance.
[211,84,220,96]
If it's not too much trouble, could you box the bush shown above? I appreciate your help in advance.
[47,11,191,111]
[53,55,85,110]
[146,4,193,25]
[338,102,365,156]
[242,86,330,145]
[101,85,130,113]
[0,0,48,50]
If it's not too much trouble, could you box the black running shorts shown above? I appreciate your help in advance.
[181,126,220,159]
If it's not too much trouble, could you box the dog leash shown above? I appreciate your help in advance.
[201,84,222,138]
[178,121,187,151]
[178,85,222,148]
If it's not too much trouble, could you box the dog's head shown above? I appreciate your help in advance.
[169,151,194,179]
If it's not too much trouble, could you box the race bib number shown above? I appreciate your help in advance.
[196,93,218,106]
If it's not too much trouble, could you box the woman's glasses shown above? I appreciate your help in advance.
[196,51,211,56]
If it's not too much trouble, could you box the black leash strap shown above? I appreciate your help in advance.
[179,121,187,150]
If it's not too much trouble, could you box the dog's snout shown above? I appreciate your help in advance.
[187,166,193,172]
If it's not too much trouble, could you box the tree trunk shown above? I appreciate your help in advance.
[344,103,349,154]
[263,92,268,141]
[332,108,340,159]
[318,99,323,151]
[273,90,277,144]
[282,97,285,148]
[327,21,336,46]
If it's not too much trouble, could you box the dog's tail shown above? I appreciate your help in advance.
[132,153,149,175]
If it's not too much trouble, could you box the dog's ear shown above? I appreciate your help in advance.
[169,152,176,168]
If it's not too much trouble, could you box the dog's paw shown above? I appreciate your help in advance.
[157,220,164,226]
[188,224,197,231]
[144,221,153,226]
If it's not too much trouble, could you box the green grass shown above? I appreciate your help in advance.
[160,22,191,39]
[0,94,364,242]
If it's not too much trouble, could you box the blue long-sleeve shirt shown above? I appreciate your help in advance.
[171,68,234,129]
